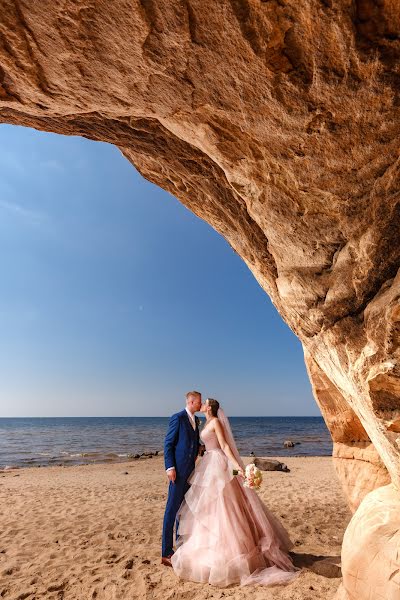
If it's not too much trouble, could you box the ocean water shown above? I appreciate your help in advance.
[0,416,332,470]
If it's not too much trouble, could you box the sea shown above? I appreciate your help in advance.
[0,416,332,470]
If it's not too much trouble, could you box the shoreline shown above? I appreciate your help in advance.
[0,450,333,472]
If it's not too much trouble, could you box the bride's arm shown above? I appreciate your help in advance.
[214,420,244,475]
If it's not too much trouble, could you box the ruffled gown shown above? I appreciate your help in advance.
[171,426,300,587]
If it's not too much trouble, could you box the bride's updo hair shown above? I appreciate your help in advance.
[207,398,220,417]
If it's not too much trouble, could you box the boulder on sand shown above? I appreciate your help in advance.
[254,458,290,472]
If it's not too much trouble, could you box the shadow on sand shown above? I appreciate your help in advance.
[290,552,342,578]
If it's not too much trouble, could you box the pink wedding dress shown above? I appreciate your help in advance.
[171,410,300,587]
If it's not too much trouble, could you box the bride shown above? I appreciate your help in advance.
[170,398,300,587]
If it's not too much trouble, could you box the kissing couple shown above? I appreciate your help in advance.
[161,391,300,588]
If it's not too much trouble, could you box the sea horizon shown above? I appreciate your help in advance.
[0,414,322,418]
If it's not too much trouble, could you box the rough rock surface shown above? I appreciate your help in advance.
[0,2,399,599]
[305,351,391,511]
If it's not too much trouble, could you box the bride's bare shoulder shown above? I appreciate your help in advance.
[213,418,223,431]
[207,417,219,430]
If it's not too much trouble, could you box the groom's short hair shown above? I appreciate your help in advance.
[186,390,201,400]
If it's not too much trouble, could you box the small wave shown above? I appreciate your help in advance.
[52,451,127,460]
[80,452,102,457]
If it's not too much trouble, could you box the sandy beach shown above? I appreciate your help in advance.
[0,456,351,600]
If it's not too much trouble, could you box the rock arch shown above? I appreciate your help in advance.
[0,2,399,598]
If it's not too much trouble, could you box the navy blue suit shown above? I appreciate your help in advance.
[162,409,200,557]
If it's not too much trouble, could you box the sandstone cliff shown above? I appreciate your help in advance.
[0,2,399,598]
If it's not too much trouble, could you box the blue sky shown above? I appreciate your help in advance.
[0,124,318,417]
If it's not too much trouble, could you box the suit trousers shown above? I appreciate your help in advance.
[161,472,191,557]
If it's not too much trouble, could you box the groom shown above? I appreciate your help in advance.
[161,390,204,566]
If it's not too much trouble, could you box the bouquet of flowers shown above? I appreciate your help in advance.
[233,463,263,490]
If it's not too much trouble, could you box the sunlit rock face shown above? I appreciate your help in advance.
[305,352,391,513]
[335,484,400,600]
[0,2,399,599]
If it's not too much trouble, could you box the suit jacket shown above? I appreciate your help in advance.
[164,409,201,478]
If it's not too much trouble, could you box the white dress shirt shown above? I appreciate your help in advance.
[185,407,196,430]
[166,408,196,473]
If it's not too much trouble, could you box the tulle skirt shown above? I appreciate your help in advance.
[171,449,300,587]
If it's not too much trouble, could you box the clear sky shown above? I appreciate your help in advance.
[0,124,318,417]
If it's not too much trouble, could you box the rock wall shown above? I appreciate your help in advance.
[305,351,391,512]
[0,2,399,598]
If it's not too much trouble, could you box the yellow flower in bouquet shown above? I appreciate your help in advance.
[243,463,262,490]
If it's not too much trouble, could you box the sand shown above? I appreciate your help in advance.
[0,456,351,600]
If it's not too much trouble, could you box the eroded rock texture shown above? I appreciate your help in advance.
[305,351,392,513]
[0,2,399,598]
